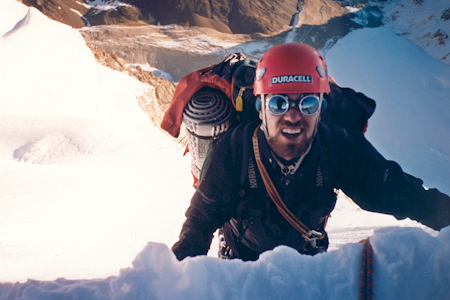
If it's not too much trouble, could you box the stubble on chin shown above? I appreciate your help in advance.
[267,134,312,160]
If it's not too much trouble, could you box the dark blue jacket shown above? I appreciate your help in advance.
[172,122,450,261]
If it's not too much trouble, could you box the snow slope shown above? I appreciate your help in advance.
[324,26,450,195]
[0,0,192,283]
[380,0,450,65]
[0,0,449,299]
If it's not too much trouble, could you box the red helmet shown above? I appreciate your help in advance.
[254,43,330,95]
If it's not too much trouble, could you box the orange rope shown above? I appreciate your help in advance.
[359,238,374,300]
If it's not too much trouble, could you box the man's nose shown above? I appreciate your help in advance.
[283,106,303,123]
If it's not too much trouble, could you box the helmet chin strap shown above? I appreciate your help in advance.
[261,94,270,138]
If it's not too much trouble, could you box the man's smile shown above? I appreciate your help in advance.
[282,128,303,135]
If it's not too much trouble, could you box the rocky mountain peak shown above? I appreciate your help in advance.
[19,0,357,35]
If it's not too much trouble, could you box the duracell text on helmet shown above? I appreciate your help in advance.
[271,75,312,84]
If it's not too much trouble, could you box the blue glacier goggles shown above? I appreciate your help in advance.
[266,94,321,116]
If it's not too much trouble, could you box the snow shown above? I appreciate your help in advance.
[0,0,449,299]
[380,0,450,65]
[82,0,130,13]
[1,228,449,299]
[0,0,191,284]
[346,6,362,14]
[132,64,174,81]
[324,26,450,194]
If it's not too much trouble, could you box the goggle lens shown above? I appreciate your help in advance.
[300,95,320,115]
[266,94,320,116]
[266,95,289,115]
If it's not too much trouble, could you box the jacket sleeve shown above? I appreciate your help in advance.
[172,135,239,260]
[331,127,450,231]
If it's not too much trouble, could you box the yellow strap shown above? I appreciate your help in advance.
[235,87,244,112]
[252,127,314,239]
[236,95,243,111]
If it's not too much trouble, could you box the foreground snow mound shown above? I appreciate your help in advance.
[1,227,449,300]
[111,243,362,300]
[371,227,450,300]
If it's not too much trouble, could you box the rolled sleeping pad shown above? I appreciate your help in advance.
[183,87,233,179]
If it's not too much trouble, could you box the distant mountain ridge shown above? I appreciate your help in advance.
[15,0,448,118]
[18,0,450,66]
[20,0,352,34]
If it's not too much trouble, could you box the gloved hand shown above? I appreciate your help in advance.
[422,188,450,230]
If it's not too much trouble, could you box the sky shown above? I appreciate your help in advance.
[0,0,449,299]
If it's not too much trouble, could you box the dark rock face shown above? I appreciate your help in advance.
[442,8,450,21]
[20,0,303,34]
[20,0,360,35]
[84,4,145,27]
[134,0,298,34]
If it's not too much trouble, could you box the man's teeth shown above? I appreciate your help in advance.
[282,128,302,134]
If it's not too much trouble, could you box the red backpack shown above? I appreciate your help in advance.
[161,53,258,138]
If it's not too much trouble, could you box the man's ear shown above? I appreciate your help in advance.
[320,98,327,114]
[255,97,263,120]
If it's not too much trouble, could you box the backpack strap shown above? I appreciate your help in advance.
[229,122,259,243]
[230,122,255,189]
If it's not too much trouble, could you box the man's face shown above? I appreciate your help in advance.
[260,93,321,161]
